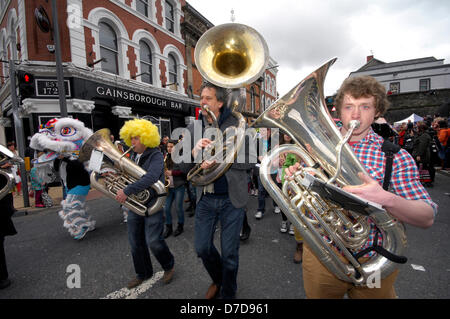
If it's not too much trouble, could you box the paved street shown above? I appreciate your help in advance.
[1,172,449,300]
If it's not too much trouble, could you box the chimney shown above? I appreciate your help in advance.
[367,55,374,63]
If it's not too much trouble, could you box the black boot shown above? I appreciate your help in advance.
[240,213,251,241]
[173,223,184,237]
[163,224,173,238]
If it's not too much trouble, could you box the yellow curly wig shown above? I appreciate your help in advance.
[119,119,160,148]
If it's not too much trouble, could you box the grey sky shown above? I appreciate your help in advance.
[187,0,450,96]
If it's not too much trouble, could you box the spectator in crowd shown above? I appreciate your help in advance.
[6,141,21,197]
[397,123,407,147]
[437,119,450,169]
[163,139,186,238]
[412,122,434,187]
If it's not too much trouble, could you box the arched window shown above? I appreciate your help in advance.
[165,1,174,33]
[139,40,153,84]
[99,22,118,75]
[168,53,177,85]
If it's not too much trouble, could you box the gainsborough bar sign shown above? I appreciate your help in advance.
[95,85,185,111]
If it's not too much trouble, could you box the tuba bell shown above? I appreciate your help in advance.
[186,23,269,186]
[79,128,166,217]
[254,58,407,285]
[0,144,23,200]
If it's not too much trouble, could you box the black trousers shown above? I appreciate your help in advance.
[0,236,7,280]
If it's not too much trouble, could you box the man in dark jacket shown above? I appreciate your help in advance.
[177,82,255,299]
[115,119,175,289]
[0,163,17,289]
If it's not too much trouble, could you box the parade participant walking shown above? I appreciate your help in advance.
[286,75,437,298]
[116,119,175,289]
[178,82,254,299]
[0,161,17,289]
[30,118,96,240]
[163,139,186,238]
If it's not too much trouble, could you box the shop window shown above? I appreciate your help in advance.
[139,41,153,85]
[99,22,119,75]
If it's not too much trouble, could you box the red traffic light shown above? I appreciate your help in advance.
[24,74,31,82]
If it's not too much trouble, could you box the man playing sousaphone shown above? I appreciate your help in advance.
[285,75,437,298]
[177,82,255,299]
[115,119,175,289]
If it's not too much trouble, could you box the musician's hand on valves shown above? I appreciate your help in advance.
[1,162,12,169]
[116,189,128,204]
[343,172,392,207]
[284,162,301,180]
[192,138,212,158]
[200,159,216,170]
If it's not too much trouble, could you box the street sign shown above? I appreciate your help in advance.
[35,79,71,97]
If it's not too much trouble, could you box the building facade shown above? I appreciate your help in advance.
[348,56,450,121]
[0,0,278,146]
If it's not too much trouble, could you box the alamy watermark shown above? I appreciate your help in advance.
[171,121,280,165]
[67,4,82,30]
[66,264,81,289]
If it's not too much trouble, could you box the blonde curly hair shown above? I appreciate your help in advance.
[119,119,160,148]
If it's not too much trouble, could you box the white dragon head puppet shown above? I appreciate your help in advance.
[30,117,93,163]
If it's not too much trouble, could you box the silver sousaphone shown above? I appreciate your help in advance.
[254,58,407,286]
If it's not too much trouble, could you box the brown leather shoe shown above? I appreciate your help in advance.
[293,242,303,264]
[205,283,220,299]
[127,277,144,289]
[163,268,174,284]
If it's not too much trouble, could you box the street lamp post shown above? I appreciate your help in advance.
[5,40,30,207]
[51,0,68,117]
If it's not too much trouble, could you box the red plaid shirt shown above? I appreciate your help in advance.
[350,128,437,256]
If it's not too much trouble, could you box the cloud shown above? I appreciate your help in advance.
[187,0,450,96]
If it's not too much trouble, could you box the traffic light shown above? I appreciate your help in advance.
[17,71,35,98]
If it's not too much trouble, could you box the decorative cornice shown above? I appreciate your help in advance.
[20,98,96,115]
[111,105,133,118]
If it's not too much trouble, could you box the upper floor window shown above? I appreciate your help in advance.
[389,82,400,94]
[165,1,174,33]
[99,22,119,75]
[419,78,430,92]
[139,41,153,85]
[168,53,177,85]
[136,0,149,17]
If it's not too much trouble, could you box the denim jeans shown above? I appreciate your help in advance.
[164,185,185,225]
[127,209,174,280]
[194,195,244,299]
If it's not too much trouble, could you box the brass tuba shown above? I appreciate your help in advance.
[79,128,166,216]
[254,58,407,285]
[0,144,23,200]
[186,23,269,186]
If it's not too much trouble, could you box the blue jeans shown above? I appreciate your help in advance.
[127,209,174,280]
[164,185,185,225]
[194,195,244,299]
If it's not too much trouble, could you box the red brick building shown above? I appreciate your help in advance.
[0,0,278,143]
